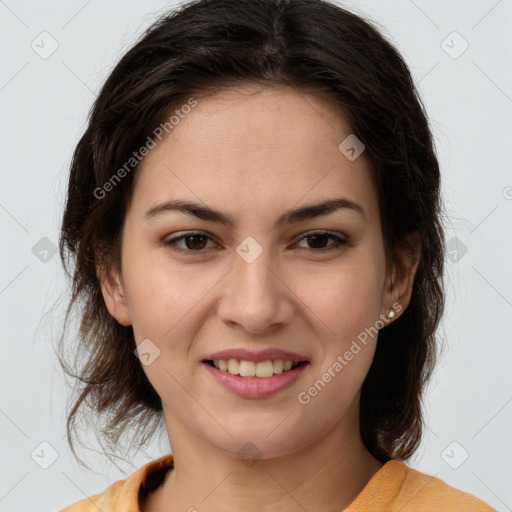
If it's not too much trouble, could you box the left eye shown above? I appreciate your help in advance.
[163,230,347,255]
[294,231,347,252]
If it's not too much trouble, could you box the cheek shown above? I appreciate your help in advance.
[296,256,385,339]
[127,267,201,340]
[294,269,382,423]
[122,245,179,333]
[124,260,208,400]
[123,251,227,368]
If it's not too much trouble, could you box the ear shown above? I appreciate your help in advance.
[382,232,421,319]
[97,262,131,326]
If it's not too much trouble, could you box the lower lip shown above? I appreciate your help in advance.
[203,362,309,399]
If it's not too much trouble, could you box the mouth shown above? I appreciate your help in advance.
[203,358,309,378]
[202,357,310,399]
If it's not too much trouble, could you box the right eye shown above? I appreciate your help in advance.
[163,231,219,256]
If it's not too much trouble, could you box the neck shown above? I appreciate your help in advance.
[145,405,384,511]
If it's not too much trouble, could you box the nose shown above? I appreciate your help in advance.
[216,243,295,335]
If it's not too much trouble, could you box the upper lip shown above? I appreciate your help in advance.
[204,348,309,363]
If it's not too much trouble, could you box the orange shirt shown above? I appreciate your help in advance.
[59,453,496,511]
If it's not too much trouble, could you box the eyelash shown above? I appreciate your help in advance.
[162,230,348,256]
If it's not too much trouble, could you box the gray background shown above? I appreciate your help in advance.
[1,0,511,510]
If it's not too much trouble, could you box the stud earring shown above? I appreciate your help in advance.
[385,307,396,319]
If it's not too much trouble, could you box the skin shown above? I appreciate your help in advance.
[100,83,419,511]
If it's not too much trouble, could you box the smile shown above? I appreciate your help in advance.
[203,359,310,399]
[207,358,303,377]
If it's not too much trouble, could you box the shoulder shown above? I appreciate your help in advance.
[347,460,497,511]
[58,479,127,512]
[395,461,496,511]
[58,454,174,512]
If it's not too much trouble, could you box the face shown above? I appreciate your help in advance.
[102,84,411,460]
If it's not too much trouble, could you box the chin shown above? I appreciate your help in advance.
[208,425,315,463]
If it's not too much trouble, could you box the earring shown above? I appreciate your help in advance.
[385,307,396,319]
[119,315,125,324]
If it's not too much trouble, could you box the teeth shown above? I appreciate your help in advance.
[212,359,300,377]
[255,360,274,378]
[227,359,239,375]
[239,360,256,377]
[273,359,284,374]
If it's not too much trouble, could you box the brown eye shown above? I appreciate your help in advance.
[295,231,347,253]
[182,234,209,250]
[163,231,217,255]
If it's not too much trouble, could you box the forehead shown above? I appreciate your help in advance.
[130,84,378,225]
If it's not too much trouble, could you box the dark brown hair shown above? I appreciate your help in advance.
[58,0,444,468]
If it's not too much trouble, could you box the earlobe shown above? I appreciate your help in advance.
[383,233,421,317]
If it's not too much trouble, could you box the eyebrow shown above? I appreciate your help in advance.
[144,197,366,227]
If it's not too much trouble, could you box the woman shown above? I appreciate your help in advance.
[58,0,496,510]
